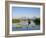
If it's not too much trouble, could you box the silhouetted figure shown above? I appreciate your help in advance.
[27,19,31,30]
[28,19,31,25]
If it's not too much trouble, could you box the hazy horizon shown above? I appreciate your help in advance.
[12,7,40,19]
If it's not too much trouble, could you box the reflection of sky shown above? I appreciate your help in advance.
[12,7,40,19]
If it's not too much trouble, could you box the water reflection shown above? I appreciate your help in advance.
[12,21,40,31]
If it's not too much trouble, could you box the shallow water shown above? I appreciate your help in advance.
[12,23,40,31]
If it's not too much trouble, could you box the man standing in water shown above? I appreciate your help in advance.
[27,18,31,30]
[28,19,31,25]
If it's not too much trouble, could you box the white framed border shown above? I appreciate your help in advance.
[9,3,43,34]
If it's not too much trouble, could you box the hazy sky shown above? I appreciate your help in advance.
[12,7,40,19]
